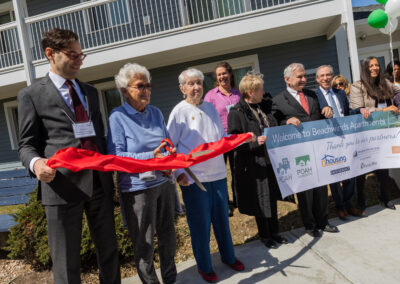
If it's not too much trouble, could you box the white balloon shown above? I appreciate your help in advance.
[380,17,398,34]
[386,0,400,19]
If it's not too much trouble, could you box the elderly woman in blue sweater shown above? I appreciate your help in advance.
[107,63,176,284]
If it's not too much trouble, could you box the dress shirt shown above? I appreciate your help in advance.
[286,86,304,105]
[29,72,88,173]
[319,87,343,117]
[107,102,169,192]
[204,87,241,133]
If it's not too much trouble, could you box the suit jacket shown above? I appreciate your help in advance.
[272,88,327,125]
[315,87,353,116]
[18,74,113,205]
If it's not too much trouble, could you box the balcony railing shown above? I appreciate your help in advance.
[1,0,306,71]
[0,22,23,70]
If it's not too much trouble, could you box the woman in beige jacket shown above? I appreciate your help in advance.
[349,56,399,212]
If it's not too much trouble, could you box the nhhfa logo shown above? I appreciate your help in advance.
[321,154,346,167]
[276,158,292,182]
[295,155,312,177]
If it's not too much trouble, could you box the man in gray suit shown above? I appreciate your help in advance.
[18,28,120,284]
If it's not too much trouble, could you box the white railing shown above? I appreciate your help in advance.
[1,0,306,70]
[0,22,23,70]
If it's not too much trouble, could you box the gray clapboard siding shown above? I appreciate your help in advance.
[27,0,81,16]
[149,35,338,120]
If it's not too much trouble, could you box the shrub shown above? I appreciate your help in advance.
[5,187,134,270]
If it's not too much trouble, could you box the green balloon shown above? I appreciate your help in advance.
[368,9,388,28]
[376,0,388,4]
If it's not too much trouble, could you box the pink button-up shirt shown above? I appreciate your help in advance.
[204,86,241,133]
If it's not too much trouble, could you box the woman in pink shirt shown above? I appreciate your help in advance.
[204,62,241,216]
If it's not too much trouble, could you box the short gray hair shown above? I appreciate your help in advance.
[115,63,151,89]
[316,65,334,78]
[283,63,305,79]
[178,68,204,85]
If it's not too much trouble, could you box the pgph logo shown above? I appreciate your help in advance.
[276,158,292,182]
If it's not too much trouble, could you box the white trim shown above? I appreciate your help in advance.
[0,2,13,14]
[191,54,260,73]
[3,100,18,150]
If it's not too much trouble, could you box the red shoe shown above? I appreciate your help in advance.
[198,268,218,283]
[222,258,245,271]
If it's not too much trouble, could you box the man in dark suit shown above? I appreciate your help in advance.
[315,65,365,219]
[18,28,120,283]
[273,63,338,238]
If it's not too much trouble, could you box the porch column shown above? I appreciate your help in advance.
[342,0,360,82]
[12,0,34,86]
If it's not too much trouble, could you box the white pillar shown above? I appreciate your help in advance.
[342,0,360,82]
[12,0,34,86]
[335,27,352,81]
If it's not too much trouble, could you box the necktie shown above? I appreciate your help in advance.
[327,90,340,118]
[298,91,309,115]
[65,80,98,152]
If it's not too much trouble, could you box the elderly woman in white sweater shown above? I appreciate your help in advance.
[167,68,249,283]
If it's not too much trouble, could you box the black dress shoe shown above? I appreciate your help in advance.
[272,234,288,244]
[261,238,277,248]
[307,229,322,238]
[384,201,396,210]
[323,224,339,233]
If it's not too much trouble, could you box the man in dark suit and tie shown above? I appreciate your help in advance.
[18,28,120,283]
[273,63,338,238]
[315,65,365,219]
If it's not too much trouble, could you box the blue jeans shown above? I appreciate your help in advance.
[181,178,236,273]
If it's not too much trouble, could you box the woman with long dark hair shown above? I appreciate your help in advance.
[350,56,400,211]
[204,61,241,216]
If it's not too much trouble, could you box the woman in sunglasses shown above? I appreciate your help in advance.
[331,75,350,96]
[350,56,400,212]
[107,63,177,284]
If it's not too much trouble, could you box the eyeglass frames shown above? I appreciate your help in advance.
[128,83,152,91]
[53,47,87,61]
[332,82,345,88]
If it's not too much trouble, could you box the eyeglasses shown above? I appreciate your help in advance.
[53,48,87,61]
[332,82,345,88]
[128,83,152,91]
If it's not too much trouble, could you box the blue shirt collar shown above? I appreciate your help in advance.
[122,102,147,115]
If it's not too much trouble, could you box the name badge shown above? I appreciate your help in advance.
[226,104,235,113]
[72,121,96,138]
[377,102,387,109]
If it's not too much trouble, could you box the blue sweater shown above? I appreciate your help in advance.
[107,102,169,191]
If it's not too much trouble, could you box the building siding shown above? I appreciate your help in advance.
[0,35,338,163]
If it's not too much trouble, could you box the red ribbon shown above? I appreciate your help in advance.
[46,133,251,173]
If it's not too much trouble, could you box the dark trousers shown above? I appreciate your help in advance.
[330,178,356,210]
[122,182,177,284]
[356,169,390,210]
[297,186,328,231]
[45,182,120,284]
[224,150,236,206]
[181,178,236,274]
[255,176,279,239]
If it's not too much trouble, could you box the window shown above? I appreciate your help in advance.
[95,81,124,132]
[82,0,131,32]
[4,100,19,150]
[305,68,318,91]
[192,54,260,94]
[182,0,245,25]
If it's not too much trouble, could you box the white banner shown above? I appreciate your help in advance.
[264,112,400,198]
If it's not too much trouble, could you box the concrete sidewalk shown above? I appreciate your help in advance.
[122,199,400,284]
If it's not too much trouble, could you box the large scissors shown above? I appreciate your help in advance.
[161,138,209,192]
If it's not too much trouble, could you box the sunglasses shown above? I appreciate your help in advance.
[53,48,87,61]
[128,83,152,91]
[332,82,345,88]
